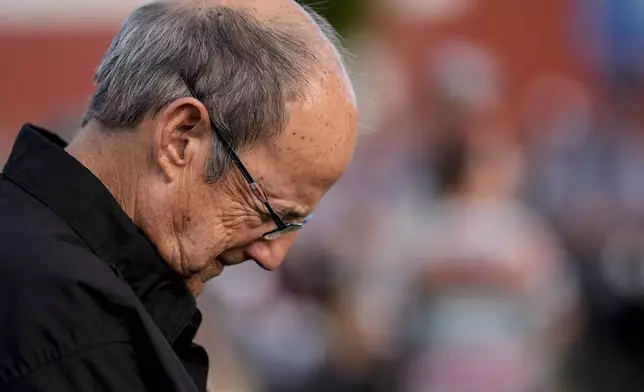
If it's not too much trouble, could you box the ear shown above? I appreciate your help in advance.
[153,97,212,182]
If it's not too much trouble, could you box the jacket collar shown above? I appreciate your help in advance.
[3,124,199,344]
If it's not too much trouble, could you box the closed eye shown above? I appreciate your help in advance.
[281,211,307,222]
[272,206,310,223]
[258,209,303,224]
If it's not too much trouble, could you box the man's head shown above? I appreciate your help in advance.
[70,0,358,294]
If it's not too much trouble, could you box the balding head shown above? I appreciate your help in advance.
[71,0,358,294]
[84,0,350,179]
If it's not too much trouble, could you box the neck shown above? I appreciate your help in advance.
[66,124,187,289]
[66,124,140,220]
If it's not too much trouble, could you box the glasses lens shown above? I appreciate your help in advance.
[263,223,304,240]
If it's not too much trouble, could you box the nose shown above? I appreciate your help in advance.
[245,232,298,271]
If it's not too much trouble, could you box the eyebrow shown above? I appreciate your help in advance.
[272,205,309,222]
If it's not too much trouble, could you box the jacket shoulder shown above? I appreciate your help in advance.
[0,178,136,385]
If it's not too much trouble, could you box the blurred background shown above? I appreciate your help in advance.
[5,0,644,391]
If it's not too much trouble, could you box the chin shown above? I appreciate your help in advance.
[185,276,213,297]
[184,279,205,296]
[185,265,225,296]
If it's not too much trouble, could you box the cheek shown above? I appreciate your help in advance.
[230,220,272,246]
[180,217,210,253]
[176,187,220,239]
[180,210,227,270]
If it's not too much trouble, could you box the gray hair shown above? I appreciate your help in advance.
[83,1,341,180]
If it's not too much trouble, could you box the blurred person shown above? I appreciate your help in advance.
[523,92,644,391]
[281,246,397,392]
[347,42,580,389]
[347,40,509,361]
[0,1,358,391]
[521,73,644,392]
[398,132,579,392]
[208,252,331,392]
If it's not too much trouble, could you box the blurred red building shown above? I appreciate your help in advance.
[0,0,582,155]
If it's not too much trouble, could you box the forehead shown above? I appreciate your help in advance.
[284,100,357,181]
[245,73,358,214]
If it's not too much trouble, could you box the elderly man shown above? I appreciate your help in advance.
[0,1,357,391]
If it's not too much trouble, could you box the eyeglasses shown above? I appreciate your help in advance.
[185,85,312,240]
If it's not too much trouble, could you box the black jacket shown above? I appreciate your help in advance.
[0,125,209,391]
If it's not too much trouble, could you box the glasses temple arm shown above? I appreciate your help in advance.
[184,83,288,230]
